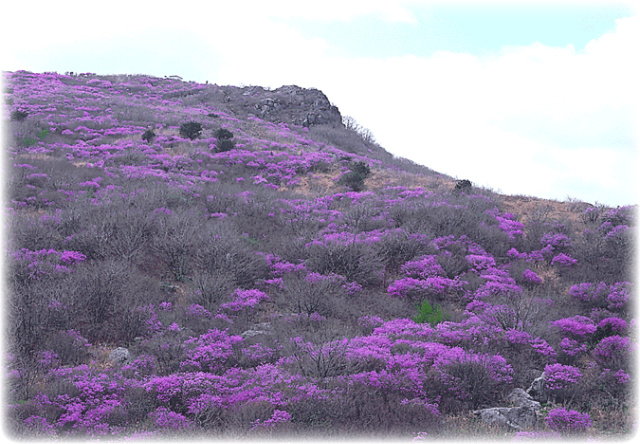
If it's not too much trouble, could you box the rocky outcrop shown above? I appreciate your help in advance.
[526,372,548,403]
[473,387,543,431]
[223,85,344,128]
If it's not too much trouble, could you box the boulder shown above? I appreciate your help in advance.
[473,406,538,430]
[507,388,542,411]
[109,347,130,365]
[526,372,548,403]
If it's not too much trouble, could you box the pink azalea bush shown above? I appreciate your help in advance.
[544,408,591,434]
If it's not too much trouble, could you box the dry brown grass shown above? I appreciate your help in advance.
[366,167,457,193]
[281,171,340,196]
[501,194,590,228]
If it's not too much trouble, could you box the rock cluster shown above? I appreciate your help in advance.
[473,374,547,431]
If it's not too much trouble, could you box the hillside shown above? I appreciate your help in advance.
[3,70,635,440]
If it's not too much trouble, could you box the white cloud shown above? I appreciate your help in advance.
[278,15,638,205]
[224,0,419,23]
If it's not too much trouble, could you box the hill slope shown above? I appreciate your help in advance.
[4,70,635,439]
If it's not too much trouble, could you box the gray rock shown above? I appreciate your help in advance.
[526,372,548,403]
[473,406,538,430]
[109,347,130,365]
[507,388,542,411]
[240,322,273,339]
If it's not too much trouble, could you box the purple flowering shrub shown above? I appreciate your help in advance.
[567,281,631,314]
[388,276,462,302]
[596,368,631,399]
[569,282,609,305]
[149,407,194,430]
[388,250,465,303]
[550,252,577,267]
[544,408,591,434]
[606,282,631,311]
[551,316,597,338]
[180,329,243,373]
[220,289,269,314]
[250,409,292,433]
[544,363,582,401]
[596,317,627,338]
[401,255,446,278]
[557,338,588,363]
[11,248,86,282]
[592,335,632,370]
[521,268,542,285]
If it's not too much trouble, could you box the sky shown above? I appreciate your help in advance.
[1,0,638,206]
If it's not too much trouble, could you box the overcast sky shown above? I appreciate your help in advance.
[2,0,638,206]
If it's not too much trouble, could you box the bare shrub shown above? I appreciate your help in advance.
[151,209,207,281]
[375,230,432,280]
[67,259,161,343]
[341,203,386,233]
[43,330,91,366]
[306,242,383,287]
[194,224,271,289]
[191,270,235,311]
[309,123,372,155]
[138,330,189,376]
[7,279,49,360]
[278,275,344,316]
[288,339,352,378]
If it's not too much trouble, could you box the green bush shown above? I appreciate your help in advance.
[179,121,203,140]
[338,161,371,191]
[21,137,38,147]
[413,300,445,326]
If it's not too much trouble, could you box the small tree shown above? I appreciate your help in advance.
[215,139,235,152]
[339,161,371,192]
[142,129,156,143]
[11,110,29,121]
[179,122,203,140]
[214,128,235,152]
[215,128,234,140]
